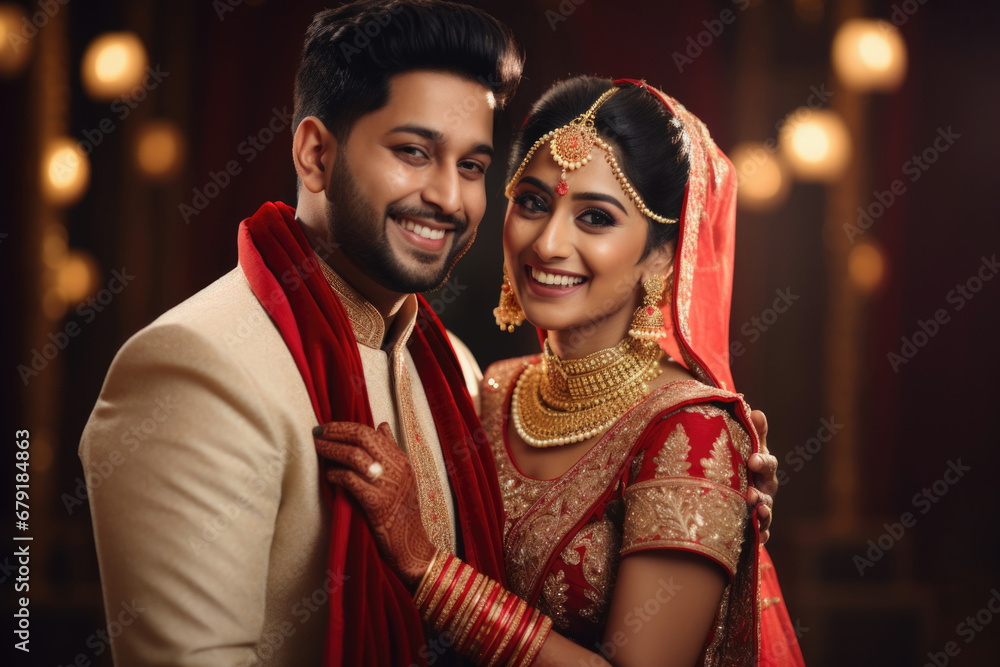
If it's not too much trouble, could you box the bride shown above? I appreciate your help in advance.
[315,76,804,665]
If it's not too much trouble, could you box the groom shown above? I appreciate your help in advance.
[79,1,778,665]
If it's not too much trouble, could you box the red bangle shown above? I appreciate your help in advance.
[430,561,465,624]
[509,610,542,666]
[460,583,501,654]
[441,565,477,629]
[471,589,508,660]
[478,594,519,663]
[490,600,527,667]
[498,604,535,665]
[421,554,457,621]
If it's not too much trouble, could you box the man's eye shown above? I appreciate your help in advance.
[396,146,428,159]
[459,160,486,174]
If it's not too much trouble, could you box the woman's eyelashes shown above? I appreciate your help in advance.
[512,191,548,214]
[512,191,619,228]
[578,208,618,228]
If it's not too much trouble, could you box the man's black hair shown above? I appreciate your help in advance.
[293,0,524,138]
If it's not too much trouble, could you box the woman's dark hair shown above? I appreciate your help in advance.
[293,0,523,139]
[507,76,690,258]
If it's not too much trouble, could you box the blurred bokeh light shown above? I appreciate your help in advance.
[81,31,147,101]
[0,3,32,78]
[780,109,851,182]
[135,119,186,181]
[833,19,908,92]
[43,137,90,206]
[732,141,791,211]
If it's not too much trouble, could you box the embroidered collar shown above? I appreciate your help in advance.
[316,256,417,352]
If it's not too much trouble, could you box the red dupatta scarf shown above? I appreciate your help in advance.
[613,79,804,666]
[237,201,505,666]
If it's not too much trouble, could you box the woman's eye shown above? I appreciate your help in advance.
[578,208,616,227]
[513,192,548,213]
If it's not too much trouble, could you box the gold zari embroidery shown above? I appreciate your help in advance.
[622,477,747,575]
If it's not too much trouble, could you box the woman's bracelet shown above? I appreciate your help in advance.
[413,549,553,666]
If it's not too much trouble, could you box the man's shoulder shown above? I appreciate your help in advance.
[111,266,289,382]
[151,266,263,336]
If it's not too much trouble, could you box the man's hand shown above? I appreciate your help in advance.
[314,421,436,590]
[747,410,778,544]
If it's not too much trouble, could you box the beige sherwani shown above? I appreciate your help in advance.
[79,261,481,666]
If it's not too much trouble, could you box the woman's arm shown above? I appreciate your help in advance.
[315,420,733,667]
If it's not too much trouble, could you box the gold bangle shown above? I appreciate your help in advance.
[477,592,517,664]
[522,615,553,665]
[452,574,488,646]
[413,549,442,609]
[434,563,474,631]
[456,576,495,652]
[471,588,508,660]
[504,608,539,667]
[488,599,527,667]
[423,557,460,622]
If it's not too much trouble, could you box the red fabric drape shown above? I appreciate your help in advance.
[237,201,505,665]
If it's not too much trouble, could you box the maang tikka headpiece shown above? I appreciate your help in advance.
[505,86,678,225]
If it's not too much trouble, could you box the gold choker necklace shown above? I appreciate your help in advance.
[512,338,663,448]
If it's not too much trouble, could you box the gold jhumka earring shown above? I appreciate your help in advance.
[493,266,525,332]
[628,274,671,343]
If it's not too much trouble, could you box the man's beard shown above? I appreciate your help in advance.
[325,157,472,294]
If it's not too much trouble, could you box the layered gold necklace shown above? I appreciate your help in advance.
[511,337,663,448]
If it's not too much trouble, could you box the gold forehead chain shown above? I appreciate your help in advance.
[504,87,677,225]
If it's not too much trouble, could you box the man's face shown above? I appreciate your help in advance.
[326,70,496,293]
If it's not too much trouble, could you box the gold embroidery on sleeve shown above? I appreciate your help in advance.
[621,478,747,575]
[654,424,692,477]
[700,429,735,487]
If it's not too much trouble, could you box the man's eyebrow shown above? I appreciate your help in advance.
[388,124,444,143]
[388,125,494,160]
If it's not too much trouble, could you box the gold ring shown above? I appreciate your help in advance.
[366,462,384,483]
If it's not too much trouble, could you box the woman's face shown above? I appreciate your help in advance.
[503,144,671,353]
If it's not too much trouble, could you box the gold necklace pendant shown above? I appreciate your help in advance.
[512,338,663,448]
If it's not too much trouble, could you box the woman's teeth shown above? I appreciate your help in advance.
[396,217,446,240]
[531,267,585,287]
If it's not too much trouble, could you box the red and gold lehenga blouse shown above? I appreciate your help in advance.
[478,79,805,665]
[482,362,763,662]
